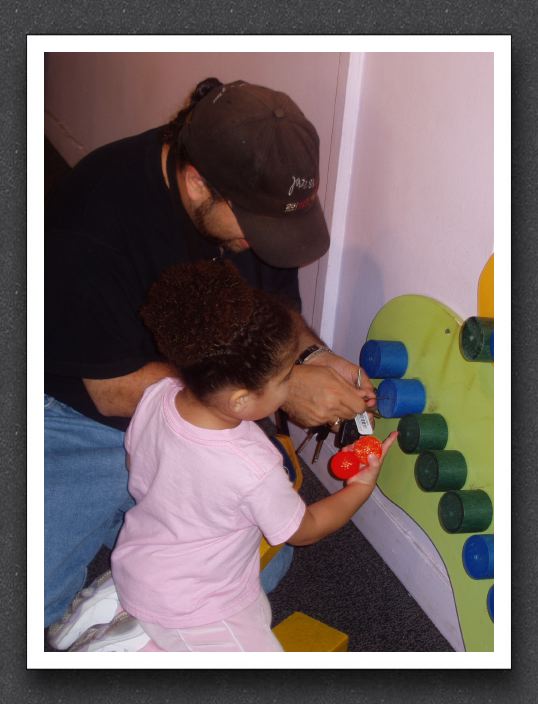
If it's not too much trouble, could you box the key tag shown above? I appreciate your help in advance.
[355,368,373,436]
[355,410,373,435]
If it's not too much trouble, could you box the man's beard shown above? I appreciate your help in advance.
[192,197,227,248]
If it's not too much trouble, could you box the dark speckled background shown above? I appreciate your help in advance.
[4,1,536,701]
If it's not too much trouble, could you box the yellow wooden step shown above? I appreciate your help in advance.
[273,611,349,652]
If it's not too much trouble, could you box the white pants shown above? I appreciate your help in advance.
[140,591,283,652]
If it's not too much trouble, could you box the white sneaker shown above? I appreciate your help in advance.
[68,610,150,652]
[47,570,120,651]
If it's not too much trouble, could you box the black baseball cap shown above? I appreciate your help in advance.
[178,80,330,268]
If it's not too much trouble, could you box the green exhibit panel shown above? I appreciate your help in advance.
[366,295,493,651]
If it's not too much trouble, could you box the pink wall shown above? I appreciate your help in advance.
[44,52,346,329]
[329,52,493,362]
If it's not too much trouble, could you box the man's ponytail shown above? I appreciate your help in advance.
[162,77,223,145]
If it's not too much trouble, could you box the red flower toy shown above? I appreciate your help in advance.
[330,436,383,480]
[352,436,383,466]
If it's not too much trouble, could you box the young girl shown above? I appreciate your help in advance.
[60,259,396,652]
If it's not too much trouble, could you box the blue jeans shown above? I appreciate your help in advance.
[44,395,294,627]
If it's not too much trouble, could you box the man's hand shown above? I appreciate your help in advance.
[282,350,377,428]
[309,350,376,405]
[282,362,368,428]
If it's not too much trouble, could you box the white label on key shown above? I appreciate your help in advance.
[355,411,373,435]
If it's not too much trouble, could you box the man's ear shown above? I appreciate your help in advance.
[183,165,211,205]
[229,388,252,416]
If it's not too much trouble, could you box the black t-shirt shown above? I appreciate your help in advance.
[45,127,301,430]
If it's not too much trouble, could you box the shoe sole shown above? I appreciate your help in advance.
[47,573,120,650]
[84,627,150,652]
[69,611,150,652]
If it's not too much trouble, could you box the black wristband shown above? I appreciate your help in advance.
[295,345,331,365]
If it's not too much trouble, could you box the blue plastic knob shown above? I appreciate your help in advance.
[487,585,494,621]
[359,340,408,378]
[462,534,494,579]
[377,379,426,418]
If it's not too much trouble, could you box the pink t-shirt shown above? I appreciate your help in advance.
[112,377,306,629]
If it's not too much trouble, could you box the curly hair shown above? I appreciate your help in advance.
[141,259,297,400]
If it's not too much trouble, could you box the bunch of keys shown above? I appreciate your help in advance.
[295,424,331,463]
[296,369,376,461]
[335,368,375,448]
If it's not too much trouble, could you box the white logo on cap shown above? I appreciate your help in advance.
[288,175,315,196]
[213,86,227,103]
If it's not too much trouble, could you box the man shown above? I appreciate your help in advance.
[45,78,374,630]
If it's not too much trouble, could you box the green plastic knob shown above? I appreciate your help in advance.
[460,317,494,362]
[397,414,448,454]
[438,490,493,533]
[415,450,467,491]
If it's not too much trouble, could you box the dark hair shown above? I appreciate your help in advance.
[141,259,297,401]
[162,77,224,202]
[162,77,223,161]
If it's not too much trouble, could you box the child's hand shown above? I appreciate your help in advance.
[345,431,398,488]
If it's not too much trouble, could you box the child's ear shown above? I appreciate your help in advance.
[229,388,251,415]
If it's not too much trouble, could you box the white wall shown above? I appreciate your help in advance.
[44,51,349,331]
[323,52,493,358]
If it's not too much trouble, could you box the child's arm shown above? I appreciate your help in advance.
[287,432,398,546]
